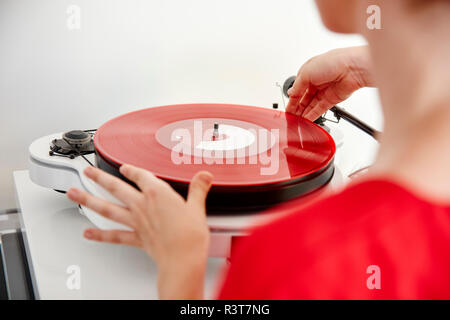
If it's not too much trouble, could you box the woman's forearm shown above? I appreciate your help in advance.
[158,257,207,300]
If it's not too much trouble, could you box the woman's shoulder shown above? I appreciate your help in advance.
[218,178,450,299]
[249,178,431,241]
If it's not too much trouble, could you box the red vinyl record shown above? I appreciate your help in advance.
[94,104,336,212]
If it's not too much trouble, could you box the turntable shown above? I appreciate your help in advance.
[28,82,379,257]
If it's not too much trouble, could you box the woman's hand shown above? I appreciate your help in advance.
[67,165,213,299]
[286,46,374,121]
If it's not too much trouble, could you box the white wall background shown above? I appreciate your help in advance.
[0,0,382,209]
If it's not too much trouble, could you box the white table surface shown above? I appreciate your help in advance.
[13,170,227,299]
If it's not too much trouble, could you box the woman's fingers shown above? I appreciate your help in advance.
[119,164,160,193]
[302,84,349,121]
[84,228,141,247]
[67,188,136,228]
[295,86,317,116]
[286,73,309,114]
[187,171,213,212]
[84,166,142,207]
[302,97,331,121]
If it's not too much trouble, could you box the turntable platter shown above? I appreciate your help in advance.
[94,104,336,212]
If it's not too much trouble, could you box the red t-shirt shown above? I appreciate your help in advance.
[218,179,450,299]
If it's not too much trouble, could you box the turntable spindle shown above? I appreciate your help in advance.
[213,122,219,140]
